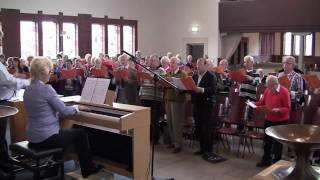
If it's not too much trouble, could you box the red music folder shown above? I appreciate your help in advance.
[91,68,106,77]
[60,69,77,79]
[212,66,225,74]
[137,71,153,81]
[172,76,197,91]
[278,75,290,89]
[257,105,272,113]
[303,75,320,89]
[49,74,58,82]
[114,69,129,80]
[229,69,247,83]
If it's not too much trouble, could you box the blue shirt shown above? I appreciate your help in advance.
[24,80,77,143]
[0,62,30,100]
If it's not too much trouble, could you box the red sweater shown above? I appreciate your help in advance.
[255,85,291,122]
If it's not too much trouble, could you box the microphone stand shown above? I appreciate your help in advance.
[121,50,176,180]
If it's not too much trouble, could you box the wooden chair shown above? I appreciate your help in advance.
[216,95,245,153]
[238,109,265,158]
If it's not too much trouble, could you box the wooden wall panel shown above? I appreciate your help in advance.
[1,9,21,57]
[78,14,92,57]
[219,0,320,33]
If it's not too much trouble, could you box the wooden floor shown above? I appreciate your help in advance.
[13,137,285,180]
[153,140,263,180]
[66,137,267,180]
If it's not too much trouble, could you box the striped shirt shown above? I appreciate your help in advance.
[139,68,166,101]
[239,69,260,101]
[278,71,304,101]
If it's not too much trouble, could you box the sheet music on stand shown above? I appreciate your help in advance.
[81,77,111,105]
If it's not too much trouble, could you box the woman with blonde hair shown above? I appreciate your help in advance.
[24,57,102,178]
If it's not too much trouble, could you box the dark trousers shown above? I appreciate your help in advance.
[194,103,214,153]
[0,101,9,170]
[262,120,288,163]
[141,99,162,143]
[30,129,94,175]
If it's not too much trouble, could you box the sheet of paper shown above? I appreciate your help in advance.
[91,78,111,105]
[246,101,257,108]
[172,77,187,90]
[80,77,97,103]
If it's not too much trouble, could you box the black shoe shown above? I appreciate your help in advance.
[256,160,271,168]
[193,150,204,155]
[172,147,181,154]
[82,164,104,178]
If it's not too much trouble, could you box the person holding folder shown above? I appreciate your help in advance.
[192,58,218,161]
[254,75,291,167]
[278,56,304,111]
[164,57,188,153]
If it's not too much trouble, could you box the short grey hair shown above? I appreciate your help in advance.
[170,56,180,64]
[160,56,169,64]
[266,75,279,85]
[282,56,296,65]
[244,55,254,63]
[30,57,53,80]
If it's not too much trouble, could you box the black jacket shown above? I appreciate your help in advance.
[192,71,217,105]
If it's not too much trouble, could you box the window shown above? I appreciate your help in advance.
[283,32,313,56]
[42,21,58,58]
[20,21,38,59]
[62,23,78,58]
[293,35,301,56]
[91,24,105,57]
[305,34,313,56]
[123,25,135,54]
[107,25,120,57]
[283,32,292,55]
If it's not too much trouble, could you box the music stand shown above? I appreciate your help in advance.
[121,50,176,180]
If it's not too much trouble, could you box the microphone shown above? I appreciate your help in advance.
[121,50,135,59]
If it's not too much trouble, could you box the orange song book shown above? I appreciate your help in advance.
[91,68,106,77]
[172,76,197,91]
[212,66,225,74]
[278,75,290,89]
[303,75,320,89]
[60,69,77,79]
[49,74,58,82]
[114,69,129,80]
[137,71,153,81]
[229,69,247,82]
[257,105,272,113]
[76,68,85,77]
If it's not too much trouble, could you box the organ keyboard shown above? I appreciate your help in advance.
[61,95,150,180]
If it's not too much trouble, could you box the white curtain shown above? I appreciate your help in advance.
[221,33,242,60]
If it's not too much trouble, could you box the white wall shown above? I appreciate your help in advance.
[242,33,259,56]
[0,0,220,59]
[159,0,220,60]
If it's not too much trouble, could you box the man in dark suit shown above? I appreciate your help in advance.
[192,58,217,160]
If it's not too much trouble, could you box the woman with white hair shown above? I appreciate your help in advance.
[255,75,290,167]
[23,57,102,178]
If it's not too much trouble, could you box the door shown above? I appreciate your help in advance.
[186,44,204,63]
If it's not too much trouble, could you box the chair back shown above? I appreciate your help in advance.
[311,107,320,126]
[227,95,246,125]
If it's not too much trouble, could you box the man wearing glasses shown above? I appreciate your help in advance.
[278,56,304,111]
